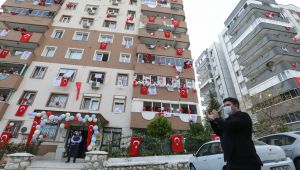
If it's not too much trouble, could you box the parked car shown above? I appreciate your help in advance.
[257,131,300,170]
[189,140,296,170]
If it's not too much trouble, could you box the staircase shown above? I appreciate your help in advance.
[27,159,84,170]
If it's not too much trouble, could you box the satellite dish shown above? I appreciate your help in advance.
[20,127,27,133]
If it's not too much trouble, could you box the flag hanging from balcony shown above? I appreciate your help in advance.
[172,19,180,28]
[26,116,41,145]
[0,29,10,37]
[0,132,12,148]
[295,77,300,86]
[140,85,148,95]
[176,48,183,56]
[291,62,298,68]
[87,122,95,147]
[129,137,142,157]
[164,31,171,38]
[99,42,108,50]
[264,12,275,18]
[180,87,188,98]
[148,16,156,23]
[126,16,134,24]
[76,82,81,100]
[19,32,32,42]
[184,60,193,69]
[15,104,29,117]
[60,77,69,87]
[38,1,46,6]
[0,49,9,58]
[171,134,183,153]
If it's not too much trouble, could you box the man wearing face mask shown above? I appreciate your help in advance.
[206,97,262,170]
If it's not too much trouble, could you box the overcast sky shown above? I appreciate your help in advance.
[184,0,300,59]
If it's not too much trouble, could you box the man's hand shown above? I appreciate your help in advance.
[205,110,220,121]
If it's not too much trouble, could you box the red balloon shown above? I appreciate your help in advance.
[46,111,52,117]
[43,134,47,139]
[64,123,70,129]
[73,117,78,122]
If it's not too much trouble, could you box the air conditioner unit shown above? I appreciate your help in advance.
[91,81,100,89]
[83,22,91,28]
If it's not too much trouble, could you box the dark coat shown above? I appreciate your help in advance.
[210,111,262,166]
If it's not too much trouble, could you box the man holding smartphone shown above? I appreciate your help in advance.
[206,97,262,170]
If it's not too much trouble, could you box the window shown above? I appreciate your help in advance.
[31,66,47,79]
[101,128,122,150]
[81,94,101,111]
[99,34,113,44]
[57,68,76,81]
[125,23,134,31]
[103,20,117,29]
[60,15,71,23]
[52,29,64,39]
[94,51,109,62]
[119,53,131,63]
[112,96,126,113]
[88,72,105,84]
[129,0,137,5]
[42,46,56,57]
[5,121,23,138]
[47,93,68,108]
[66,48,83,60]
[196,143,210,157]
[107,8,119,18]
[80,18,94,27]
[85,5,98,15]
[73,32,89,41]
[116,74,128,86]
[143,102,152,111]
[122,37,133,48]
[18,91,36,105]
[40,124,58,141]
[127,11,136,18]
[142,0,156,6]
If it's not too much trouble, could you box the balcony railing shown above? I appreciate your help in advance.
[141,4,185,21]
[137,44,191,58]
[0,102,9,121]
[0,30,43,49]
[2,0,63,13]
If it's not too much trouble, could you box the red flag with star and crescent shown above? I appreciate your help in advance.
[164,31,171,38]
[172,19,180,28]
[99,42,108,50]
[0,132,12,148]
[0,49,9,58]
[87,122,95,147]
[15,104,28,117]
[19,32,32,42]
[26,116,41,145]
[180,87,188,98]
[60,77,69,87]
[171,134,183,153]
[129,137,142,157]
[140,85,148,95]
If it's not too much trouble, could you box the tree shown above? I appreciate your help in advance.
[147,116,172,138]
[206,90,221,114]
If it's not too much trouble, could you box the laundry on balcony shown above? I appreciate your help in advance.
[148,84,157,95]
[281,46,288,53]
[20,51,32,60]
[147,44,156,49]
[0,29,10,37]
[0,49,9,58]
[175,65,182,73]
[19,32,32,43]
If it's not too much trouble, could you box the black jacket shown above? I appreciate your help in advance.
[210,111,262,166]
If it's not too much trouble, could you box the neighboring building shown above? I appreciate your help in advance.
[219,0,300,127]
[195,42,236,107]
[0,0,199,159]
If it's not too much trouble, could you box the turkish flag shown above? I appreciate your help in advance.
[38,1,45,6]
[264,12,275,18]
[180,88,188,98]
[295,77,300,86]
[99,42,108,50]
[129,137,142,156]
[211,134,220,140]
[140,85,148,95]
[0,132,12,148]
[60,77,69,87]
[171,134,183,153]
[291,63,297,68]
[19,32,32,42]
[15,104,28,117]
[146,53,152,63]
[0,49,9,58]
[164,31,171,38]
[76,82,81,100]
[176,48,183,56]
[172,19,180,28]
[133,80,137,87]
[87,122,95,147]
[26,116,41,145]
[148,16,156,23]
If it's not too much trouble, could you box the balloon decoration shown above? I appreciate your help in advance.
[27,111,101,150]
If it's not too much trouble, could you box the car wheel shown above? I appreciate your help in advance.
[190,164,196,170]
[295,158,300,170]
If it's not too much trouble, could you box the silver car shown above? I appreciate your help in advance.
[258,131,300,170]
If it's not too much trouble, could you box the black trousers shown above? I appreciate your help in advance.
[67,144,80,162]
[226,163,261,170]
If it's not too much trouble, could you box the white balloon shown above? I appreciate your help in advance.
[34,130,40,135]
[36,125,41,130]
[9,122,14,126]
[41,111,46,115]
[60,123,65,129]
[36,113,42,117]
[87,145,93,151]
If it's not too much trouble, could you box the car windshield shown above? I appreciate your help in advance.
[254,140,267,145]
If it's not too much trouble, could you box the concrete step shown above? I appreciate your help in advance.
[27,159,84,170]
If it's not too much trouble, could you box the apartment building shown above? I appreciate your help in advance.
[0,0,199,159]
[219,0,300,128]
[195,42,236,107]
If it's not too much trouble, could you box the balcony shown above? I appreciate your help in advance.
[132,86,198,103]
[0,13,53,33]
[238,34,300,66]
[135,63,195,79]
[228,3,282,35]
[137,44,191,58]
[233,22,296,55]
[0,74,23,90]
[141,4,185,21]
[0,30,43,49]
[0,50,34,65]
[2,0,63,13]
[0,102,9,121]
[130,112,200,130]
[242,46,300,78]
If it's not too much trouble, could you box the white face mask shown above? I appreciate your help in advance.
[223,106,233,116]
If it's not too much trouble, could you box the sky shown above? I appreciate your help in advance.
[184,0,300,59]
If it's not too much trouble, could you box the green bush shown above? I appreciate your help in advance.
[147,116,172,138]
[0,142,41,160]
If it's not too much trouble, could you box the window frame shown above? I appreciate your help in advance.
[93,50,110,62]
[73,31,89,41]
[122,36,134,47]
[46,93,69,108]
[112,95,126,113]
[31,66,47,79]
[81,94,101,111]
[116,73,129,86]
[103,20,117,29]
[88,71,106,84]
[65,48,84,60]
[57,68,77,82]
[60,15,71,23]
[5,121,23,138]
[51,29,65,39]
[40,123,59,141]
[119,53,131,63]
[98,34,114,44]
[125,23,135,31]
[18,91,37,106]
[42,46,57,57]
